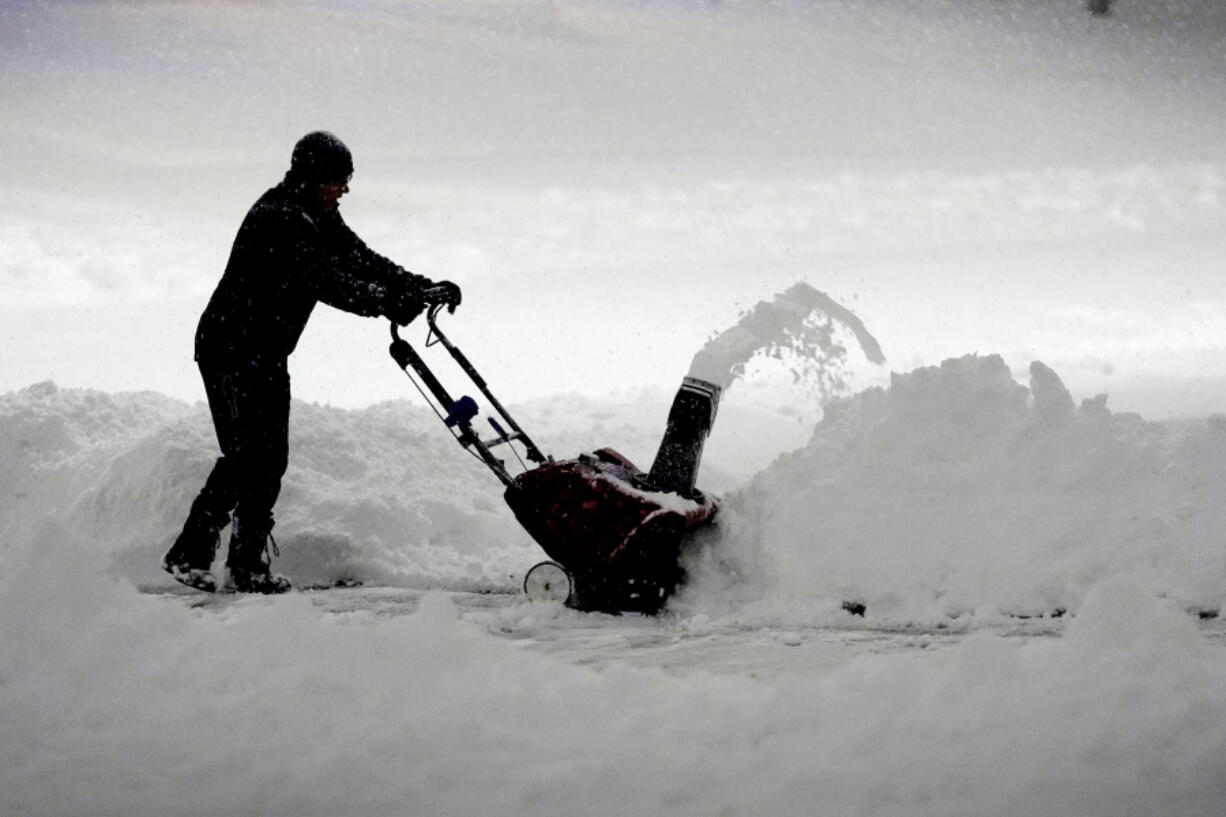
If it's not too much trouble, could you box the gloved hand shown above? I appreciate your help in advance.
[422,280,462,314]
[385,287,425,326]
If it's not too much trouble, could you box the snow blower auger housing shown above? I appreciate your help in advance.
[389,303,721,613]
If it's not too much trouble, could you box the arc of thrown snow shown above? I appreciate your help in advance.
[687,282,885,390]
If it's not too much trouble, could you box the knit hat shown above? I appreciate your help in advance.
[289,131,354,183]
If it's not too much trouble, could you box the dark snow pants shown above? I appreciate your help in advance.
[181,354,291,543]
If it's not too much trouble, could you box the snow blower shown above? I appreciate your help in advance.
[389,302,721,613]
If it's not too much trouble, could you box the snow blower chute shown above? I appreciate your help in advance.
[389,302,720,613]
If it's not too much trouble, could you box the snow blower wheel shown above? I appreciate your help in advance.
[524,561,573,605]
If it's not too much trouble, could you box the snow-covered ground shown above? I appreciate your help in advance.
[3,0,1226,814]
[4,367,1226,815]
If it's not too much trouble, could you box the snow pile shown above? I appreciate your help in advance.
[0,382,522,589]
[0,382,198,549]
[700,354,1226,621]
[2,525,1225,816]
[5,346,1224,620]
[0,380,701,591]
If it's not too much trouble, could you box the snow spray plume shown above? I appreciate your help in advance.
[687,282,885,400]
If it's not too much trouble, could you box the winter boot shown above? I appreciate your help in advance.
[225,520,292,594]
[162,521,224,593]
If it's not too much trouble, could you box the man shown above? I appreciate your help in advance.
[162,131,460,593]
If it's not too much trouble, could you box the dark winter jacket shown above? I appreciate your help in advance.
[195,179,427,364]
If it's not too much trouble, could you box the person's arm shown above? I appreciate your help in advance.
[275,208,403,318]
[329,214,462,316]
[333,217,433,298]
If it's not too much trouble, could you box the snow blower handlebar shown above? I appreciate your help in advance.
[389,305,548,489]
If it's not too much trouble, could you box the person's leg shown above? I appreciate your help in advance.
[223,361,292,593]
[163,360,245,591]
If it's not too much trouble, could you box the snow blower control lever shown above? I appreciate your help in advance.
[389,305,548,489]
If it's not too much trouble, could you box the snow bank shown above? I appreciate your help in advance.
[4,346,1224,619]
[0,382,543,590]
[0,380,711,591]
[698,354,1226,622]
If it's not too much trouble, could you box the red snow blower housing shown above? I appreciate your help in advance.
[389,302,720,613]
